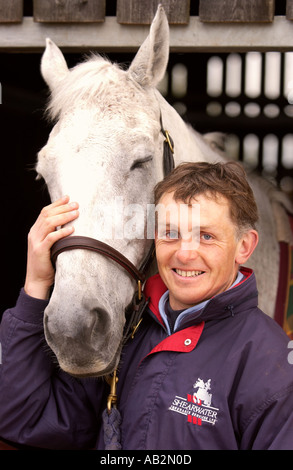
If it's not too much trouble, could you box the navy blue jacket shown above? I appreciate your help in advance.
[0,268,293,449]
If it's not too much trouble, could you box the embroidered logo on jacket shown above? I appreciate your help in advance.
[169,378,219,426]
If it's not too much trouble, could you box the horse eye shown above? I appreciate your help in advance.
[130,156,153,171]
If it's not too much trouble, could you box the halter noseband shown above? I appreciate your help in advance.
[51,235,149,301]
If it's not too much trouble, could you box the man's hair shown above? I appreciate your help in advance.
[154,161,258,233]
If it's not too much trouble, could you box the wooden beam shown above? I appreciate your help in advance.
[1,16,293,53]
[33,0,105,23]
[199,0,275,23]
[117,0,190,24]
[287,0,293,20]
[0,0,23,23]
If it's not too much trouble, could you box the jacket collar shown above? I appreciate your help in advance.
[143,267,258,331]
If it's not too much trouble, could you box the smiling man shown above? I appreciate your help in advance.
[118,162,293,449]
[154,162,258,312]
[0,161,293,450]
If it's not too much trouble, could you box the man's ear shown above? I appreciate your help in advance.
[235,230,259,265]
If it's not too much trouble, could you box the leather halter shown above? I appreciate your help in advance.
[50,118,174,415]
[50,117,174,297]
[51,235,151,302]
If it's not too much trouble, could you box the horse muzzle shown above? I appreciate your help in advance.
[44,304,123,377]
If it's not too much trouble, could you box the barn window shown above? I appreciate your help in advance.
[243,134,259,169]
[282,134,293,169]
[265,52,281,99]
[171,63,188,98]
[207,56,223,97]
[202,51,293,190]
[263,134,279,175]
[245,52,262,98]
[225,54,241,97]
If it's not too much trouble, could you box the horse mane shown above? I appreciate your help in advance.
[46,54,129,122]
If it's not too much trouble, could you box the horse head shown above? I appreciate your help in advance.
[38,6,171,377]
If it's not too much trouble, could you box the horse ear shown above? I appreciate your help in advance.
[128,4,169,88]
[41,38,69,91]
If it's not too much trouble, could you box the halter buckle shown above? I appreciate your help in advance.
[131,318,143,339]
[164,130,174,154]
[106,369,118,412]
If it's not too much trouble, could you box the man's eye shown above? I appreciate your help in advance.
[166,230,179,239]
[202,233,213,241]
[156,227,179,240]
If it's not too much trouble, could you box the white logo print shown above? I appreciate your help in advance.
[193,378,212,406]
[169,378,219,426]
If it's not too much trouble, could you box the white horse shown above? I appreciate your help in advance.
[38,5,292,377]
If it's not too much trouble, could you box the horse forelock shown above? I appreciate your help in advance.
[46,54,142,123]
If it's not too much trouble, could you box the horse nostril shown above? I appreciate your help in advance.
[90,307,111,338]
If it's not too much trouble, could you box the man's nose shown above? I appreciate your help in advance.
[175,238,200,263]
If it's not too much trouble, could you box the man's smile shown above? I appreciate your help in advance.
[173,268,205,278]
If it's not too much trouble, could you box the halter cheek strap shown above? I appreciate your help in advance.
[160,113,175,177]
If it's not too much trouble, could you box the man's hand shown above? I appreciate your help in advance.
[24,195,79,300]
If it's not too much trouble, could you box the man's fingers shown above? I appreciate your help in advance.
[44,225,75,250]
[48,195,70,208]
[32,198,79,241]
[41,199,79,220]
[40,195,70,215]
[24,197,79,299]
[42,208,79,232]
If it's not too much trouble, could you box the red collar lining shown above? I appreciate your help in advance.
[146,321,204,356]
[144,273,167,325]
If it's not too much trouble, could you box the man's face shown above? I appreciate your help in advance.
[155,191,252,310]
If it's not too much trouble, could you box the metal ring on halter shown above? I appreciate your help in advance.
[106,369,118,412]
[164,130,174,154]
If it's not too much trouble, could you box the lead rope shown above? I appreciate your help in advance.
[101,119,174,450]
[101,289,150,450]
[102,370,122,450]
